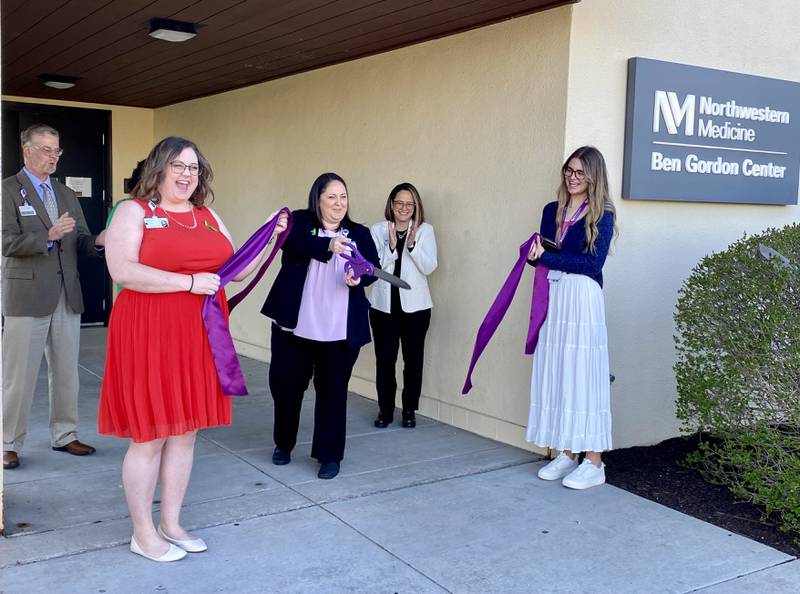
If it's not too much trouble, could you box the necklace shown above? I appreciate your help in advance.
[163,207,197,229]
[396,228,408,239]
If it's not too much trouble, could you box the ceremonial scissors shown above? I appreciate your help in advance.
[341,242,411,289]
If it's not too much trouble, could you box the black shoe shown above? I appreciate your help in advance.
[374,413,393,428]
[272,448,291,465]
[401,411,416,428]
[318,462,340,479]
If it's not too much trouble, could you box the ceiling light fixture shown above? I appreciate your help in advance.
[40,74,80,89]
[149,17,197,42]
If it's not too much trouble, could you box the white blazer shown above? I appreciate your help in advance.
[368,220,438,313]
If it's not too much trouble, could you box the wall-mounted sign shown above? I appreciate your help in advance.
[622,58,800,205]
[66,176,92,198]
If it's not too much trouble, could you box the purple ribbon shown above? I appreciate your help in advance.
[462,233,550,395]
[201,208,292,396]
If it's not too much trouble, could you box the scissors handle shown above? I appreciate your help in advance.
[341,242,375,280]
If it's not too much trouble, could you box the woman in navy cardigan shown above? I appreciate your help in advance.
[525,146,617,490]
[261,173,379,479]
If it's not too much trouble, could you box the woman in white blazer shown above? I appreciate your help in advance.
[369,183,438,428]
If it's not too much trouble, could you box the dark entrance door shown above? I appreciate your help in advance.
[2,101,111,325]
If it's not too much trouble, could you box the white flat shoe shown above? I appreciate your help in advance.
[158,525,208,553]
[130,535,187,562]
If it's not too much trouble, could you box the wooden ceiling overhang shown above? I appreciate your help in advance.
[2,0,577,108]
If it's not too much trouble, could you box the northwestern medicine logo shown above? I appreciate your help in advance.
[653,91,790,140]
[650,90,790,178]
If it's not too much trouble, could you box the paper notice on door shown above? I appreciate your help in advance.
[66,177,92,198]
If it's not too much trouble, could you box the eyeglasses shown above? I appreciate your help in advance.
[169,161,200,176]
[392,200,415,210]
[563,167,586,181]
[32,145,64,158]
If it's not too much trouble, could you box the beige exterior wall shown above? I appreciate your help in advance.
[564,0,800,446]
[154,7,573,451]
[2,96,155,203]
[153,0,800,451]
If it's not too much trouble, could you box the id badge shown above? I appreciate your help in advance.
[144,216,169,229]
[19,204,36,217]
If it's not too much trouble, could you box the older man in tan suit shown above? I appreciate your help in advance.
[2,123,105,469]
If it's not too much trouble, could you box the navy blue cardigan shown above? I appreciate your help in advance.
[261,209,380,348]
[536,201,614,287]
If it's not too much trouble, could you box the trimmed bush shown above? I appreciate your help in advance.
[674,223,800,543]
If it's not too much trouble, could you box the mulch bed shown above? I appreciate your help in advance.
[603,434,799,556]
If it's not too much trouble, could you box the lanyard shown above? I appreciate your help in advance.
[557,198,589,248]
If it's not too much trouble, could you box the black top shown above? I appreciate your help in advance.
[390,232,407,314]
[260,209,380,348]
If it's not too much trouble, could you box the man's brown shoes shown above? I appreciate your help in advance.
[3,442,96,468]
[3,451,20,469]
[52,440,96,456]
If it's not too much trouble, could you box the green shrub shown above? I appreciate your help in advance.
[674,223,800,543]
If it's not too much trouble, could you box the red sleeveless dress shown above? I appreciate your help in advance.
[98,199,234,442]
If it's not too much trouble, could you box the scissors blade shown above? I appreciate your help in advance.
[373,267,411,289]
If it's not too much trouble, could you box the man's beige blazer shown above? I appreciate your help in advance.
[2,169,100,317]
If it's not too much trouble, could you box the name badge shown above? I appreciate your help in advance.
[19,204,36,217]
[144,216,169,229]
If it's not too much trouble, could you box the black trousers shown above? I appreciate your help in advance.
[269,324,360,463]
[369,307,432,416]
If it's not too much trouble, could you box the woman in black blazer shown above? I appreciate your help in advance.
[261,173,379,479]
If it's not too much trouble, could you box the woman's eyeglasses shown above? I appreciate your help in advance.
[563,167,586,181]
[392,200,415,211]
[169,161,200,176]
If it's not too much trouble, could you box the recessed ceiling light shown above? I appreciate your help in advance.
[40,74,80,89]
[149,17,197,42]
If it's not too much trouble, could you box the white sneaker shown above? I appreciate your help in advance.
[537,452,579,480]
[562,458,606,490]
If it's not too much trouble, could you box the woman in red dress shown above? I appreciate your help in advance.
[99,137,286,562]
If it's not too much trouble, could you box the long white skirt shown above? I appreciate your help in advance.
[525,271,612,452]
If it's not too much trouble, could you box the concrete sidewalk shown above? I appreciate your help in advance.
[1,328,798,593]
